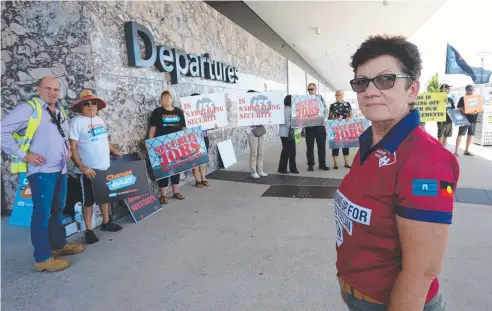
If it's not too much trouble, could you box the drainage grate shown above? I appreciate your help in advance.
[261,185,338,199]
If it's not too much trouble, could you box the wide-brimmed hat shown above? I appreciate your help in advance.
[71,89,107,113]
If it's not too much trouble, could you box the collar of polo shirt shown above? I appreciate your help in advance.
[359,109,421,164]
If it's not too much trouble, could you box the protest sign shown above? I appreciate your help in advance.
[291,95,325,128]
[181,93,228,130]
[9,173,34,227]
[326,118,371,149]
[124,194,162,223]
[145,126,209,180]
[414,92,447,122]
[447,109,470,127]
[91,160,150,204]
[464,95,484,114]
[217,139,237,169]
[237,91,284,126]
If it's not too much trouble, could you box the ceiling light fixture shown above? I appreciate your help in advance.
[315,27,321,35]
[383,0,389,6]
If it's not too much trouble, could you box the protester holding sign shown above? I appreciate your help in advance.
[190,93,212,188]
[1,76,84,272]
[245,90,268,179]
[455,84,477,156]
[329,90,353,169]
[69,89,124,244]
[148,91,186,204]
[337,35,458,310]
[437,84,455,146]
[277,95,299,174]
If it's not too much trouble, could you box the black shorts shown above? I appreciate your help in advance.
[332,148,349,156]
[458,122,476,136]
[437,122,453,138]
[204,136,209,151]
[79,174,95,207]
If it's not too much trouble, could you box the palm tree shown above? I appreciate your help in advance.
[427,73,441,93]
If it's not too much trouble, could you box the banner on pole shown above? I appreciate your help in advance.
[291,95,325,128]
[414,92,447,122]
[181,93,228,130]
[326,118,371,149]
[237,91,284,126]
[145,127,209,180]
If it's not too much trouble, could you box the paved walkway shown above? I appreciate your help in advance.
[1,129,492,311]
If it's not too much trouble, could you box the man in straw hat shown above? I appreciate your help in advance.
[1,76,84,272]
[69,89,123,244]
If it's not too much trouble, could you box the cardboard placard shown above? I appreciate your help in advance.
[447,109,470,127]
[91,160,150,204]
[237,91,285,126]
[124,194,162,223]
[181,93,228,130]
[464,95,484,114]
[414,92,447,122]
[326,118,371,149]
[8,173,34,227]
[291,95,325,128]
[217,139,237,169]
[145,127,209,180]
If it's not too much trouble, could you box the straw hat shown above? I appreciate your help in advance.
[71,89,107,113]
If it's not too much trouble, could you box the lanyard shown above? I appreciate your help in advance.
[46,106,69,148]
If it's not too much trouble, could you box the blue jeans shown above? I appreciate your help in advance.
[27,172,68,262]
[342,292,446,311]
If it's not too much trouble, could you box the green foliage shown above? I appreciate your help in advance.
[426,73,441,93]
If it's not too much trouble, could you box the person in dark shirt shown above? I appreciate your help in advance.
[454,84,477,156]
[437,84,455,146]
[148,90,186,204]
[329,90,353,169]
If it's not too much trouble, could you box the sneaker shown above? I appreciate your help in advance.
[308,166,314,171]
[319,166,330,171]
[277,170,289,174]
[34,257,69,272]
[290,169,300,174]
[101,222,123,232]
[84,230,100,244]
[251,173,260,179]
[52,243,84,258]
[258,172,268,177]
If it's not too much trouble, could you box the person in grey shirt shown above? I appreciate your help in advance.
[1,76,84,272]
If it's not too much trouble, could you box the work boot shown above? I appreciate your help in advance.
[34,257,69,272]
[52,243,84,258]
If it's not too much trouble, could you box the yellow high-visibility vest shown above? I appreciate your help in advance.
[10,98,68,173]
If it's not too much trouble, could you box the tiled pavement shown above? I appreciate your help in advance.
[208,170,492,205]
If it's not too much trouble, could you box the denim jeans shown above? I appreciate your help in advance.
[342,292,446,311]
[27,172,68,262]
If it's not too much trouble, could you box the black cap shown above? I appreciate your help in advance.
[465,84,475,90]
[440,84,452,91]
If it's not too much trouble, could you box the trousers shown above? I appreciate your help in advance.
[305,125,326,167]
[248,133,265,174]
[278,137,297,172]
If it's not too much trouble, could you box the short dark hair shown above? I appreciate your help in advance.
[191,93,200,96]
[284,95,292,107]
[161,90,172,98]
[247,90,257,93]
[350,35,422,82]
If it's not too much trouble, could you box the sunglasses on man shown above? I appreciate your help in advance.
[307,88,316,91]
[350,74,412,93]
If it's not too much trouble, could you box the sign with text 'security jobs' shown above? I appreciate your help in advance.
[125,21,239,85]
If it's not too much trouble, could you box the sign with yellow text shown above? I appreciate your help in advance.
[414,92,447,122]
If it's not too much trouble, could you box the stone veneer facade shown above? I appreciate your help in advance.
[1,1,287,213]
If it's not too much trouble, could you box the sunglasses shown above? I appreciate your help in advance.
[350,74,412,93]
[307,88,316,91]
[83,101,98,106]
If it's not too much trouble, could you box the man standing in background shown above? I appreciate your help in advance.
[454,84,477,156]
[1,76,84,272]
[437,84,455,146]
[303,82,329,171]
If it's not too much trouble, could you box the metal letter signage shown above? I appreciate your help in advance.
[124,21,239,85]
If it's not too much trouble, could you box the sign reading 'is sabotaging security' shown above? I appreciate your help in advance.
[326,118,371,149]
[414,92,447,122]
[181,93,228,130]
[145,127,209,180]
[291,95,325,128]
[237,92,285,126]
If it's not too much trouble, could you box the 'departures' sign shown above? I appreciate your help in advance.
[145,127,209,180]
[236,91,284,126]
[291,95,325,128]
[181,93,228,130]
[125,21,238,85]
[414,92,447,122]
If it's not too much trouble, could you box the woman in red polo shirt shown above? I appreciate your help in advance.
[335,35,459,311]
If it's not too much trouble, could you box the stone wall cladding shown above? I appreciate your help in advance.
[1,0,287,213]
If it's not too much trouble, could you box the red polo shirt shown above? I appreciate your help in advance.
[335,109,460,304]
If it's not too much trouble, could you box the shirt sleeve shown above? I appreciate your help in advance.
[178,108,186,128]
[457,97,464,108]
[394,151,459,224]
[346,102,352,112]
[1,103,33,159]
[69,117,80,141]
[149,109,160,127]
[450,98,455,109]
[284,106,292,128]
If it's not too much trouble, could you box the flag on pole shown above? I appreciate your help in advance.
[445,44,491,84]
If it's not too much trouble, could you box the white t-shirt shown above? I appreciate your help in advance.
[69,115,110,172]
